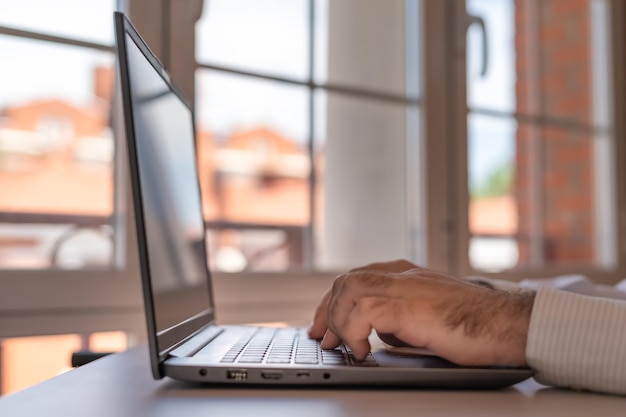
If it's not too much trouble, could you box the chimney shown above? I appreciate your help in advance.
[93,66,114,102]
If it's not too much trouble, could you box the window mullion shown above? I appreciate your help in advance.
[421,0,456,273]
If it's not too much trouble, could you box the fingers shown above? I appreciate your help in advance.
[312,272,389,340]
[330,296,403,360]
[310,262,438,360]
[326,273,394,339]
[310,261,421,340]
[311,263,526,367]
[308,288,332,339]
[310,274,349,337]
[324,273,402,359]
[320,329,342,349]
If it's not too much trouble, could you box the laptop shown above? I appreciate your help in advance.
[114,12,533,388]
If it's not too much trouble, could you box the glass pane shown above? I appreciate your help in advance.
[196,70,310,272]
[0,37,115,269]
[466,0,612,127]
[315,91,418,270]
[532,125,613,267]
[466,0,615,272]
[197,0,309,80]
[468,113,616,271]
[468,114,519,272]
[0,0,116,45]
[206,228,303,272]
[0,224,112,269]
[466,0,516,112]
[0,332,127,395]
[320,0,414,97]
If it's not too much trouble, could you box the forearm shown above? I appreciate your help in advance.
[527,288,626,395]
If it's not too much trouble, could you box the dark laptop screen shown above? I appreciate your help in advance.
[124,31,214,344]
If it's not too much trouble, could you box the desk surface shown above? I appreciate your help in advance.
[1,346,625,417]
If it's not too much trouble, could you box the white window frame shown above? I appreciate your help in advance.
[188,0,458,323]
[450,0,626,284]
[0,1,146,339]
[2,0,624,338]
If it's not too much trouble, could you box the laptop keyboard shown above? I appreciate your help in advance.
[219,327,378,367]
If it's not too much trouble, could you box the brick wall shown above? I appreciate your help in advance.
[514,0,594,265]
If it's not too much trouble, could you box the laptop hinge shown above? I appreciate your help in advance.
[167,326,224,358]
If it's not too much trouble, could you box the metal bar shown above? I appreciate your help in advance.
[0,306,143,317]
[163,0,171,69]
[444,0,461,276]
[196,62,422,106]
[0,25,114,52]
[526,0,545,267]
[468,106,612,135]
[80,334,91,351]
[205,220,305,232]
[591,0,617,268]
[0,212,111,227]
[406,0,426,264]
[470,233,519,239]
[49,225,114,268]
[0,211,307,233]
[0,211,305,269]
[305,0,316,270]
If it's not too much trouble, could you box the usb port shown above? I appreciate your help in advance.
[261,371,283,380]
[227,370,248,380]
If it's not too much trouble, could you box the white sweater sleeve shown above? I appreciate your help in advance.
[526,287,626,395]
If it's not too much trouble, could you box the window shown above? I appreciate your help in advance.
[0,0,144,394]
[0,19,116,270]
[160,0,626,282]
[195,0,425,272]
[461,0,625,281]
[0,332,127,395]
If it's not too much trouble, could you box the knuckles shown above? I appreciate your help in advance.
[343,271,392,290]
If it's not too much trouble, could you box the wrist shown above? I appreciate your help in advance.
[432,285,535,367]
[494,290,535,366]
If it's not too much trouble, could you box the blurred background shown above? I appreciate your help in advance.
[0,0,623,395]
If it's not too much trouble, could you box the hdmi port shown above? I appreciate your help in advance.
[261,371,283,380]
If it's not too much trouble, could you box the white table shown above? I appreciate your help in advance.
[1,346,625,417]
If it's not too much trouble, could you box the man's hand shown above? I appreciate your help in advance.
[308,260,535,367]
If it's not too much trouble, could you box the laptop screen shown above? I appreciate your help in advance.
[121,27,214,353]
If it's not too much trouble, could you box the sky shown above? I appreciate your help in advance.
[465,0,517,188]
[0,0,516,187]
[0,0,115,108]
[195,0,327,144]
[196,0,517,190]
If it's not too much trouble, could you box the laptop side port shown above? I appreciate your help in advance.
[261,371,283,380]
[226,370,248,380]
[296,371,310,378]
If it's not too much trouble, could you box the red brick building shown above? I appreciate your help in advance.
[514,0,595,265]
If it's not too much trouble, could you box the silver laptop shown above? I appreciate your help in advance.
[114,12,532,388]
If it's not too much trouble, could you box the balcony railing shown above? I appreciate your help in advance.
[0,212,305,271]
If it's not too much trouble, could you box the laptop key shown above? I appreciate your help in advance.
[295,357,320,364]
[267,357,291,362]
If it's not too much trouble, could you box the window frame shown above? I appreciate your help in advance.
[167,0,439,320]
[2,0,625,340]
[451,0,626,284]
[0,3,145,339]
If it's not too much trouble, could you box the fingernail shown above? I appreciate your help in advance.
[321,333,333,349]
